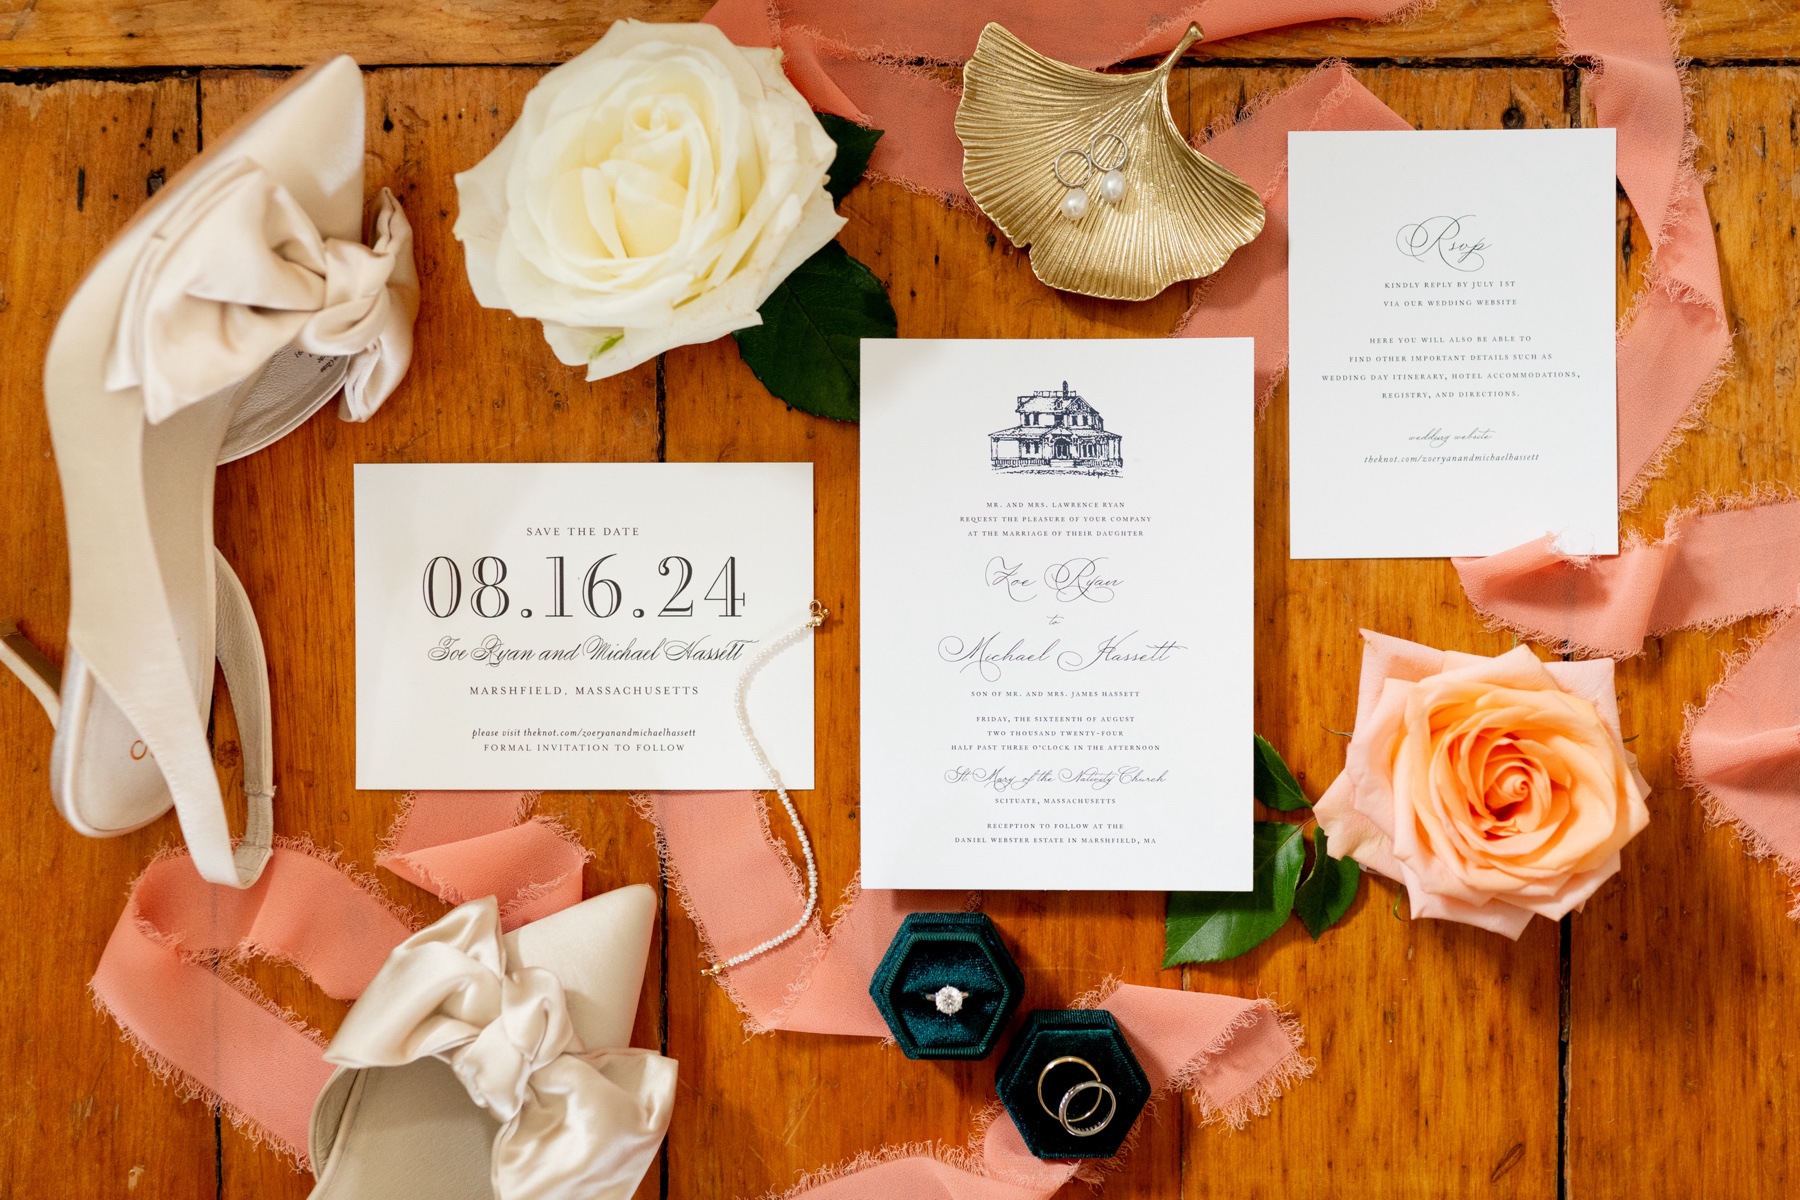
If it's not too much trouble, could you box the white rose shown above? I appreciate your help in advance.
[453,21,845,380]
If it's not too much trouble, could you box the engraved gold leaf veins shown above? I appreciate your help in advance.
[955,22,1266,301]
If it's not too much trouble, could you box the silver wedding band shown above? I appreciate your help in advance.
[1057,1078,1118,1137]
[1036,1055,1115,1136]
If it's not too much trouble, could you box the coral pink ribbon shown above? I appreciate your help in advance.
[642,792,1311,1196]
[89,792,589,1164]
[91,845,411,1163]
[377,789,589,930]
[712,1,1797,895]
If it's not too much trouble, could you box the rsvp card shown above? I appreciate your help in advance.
[1287,129,1618,558]
[355,463,814,790]
[860,339,1253,892]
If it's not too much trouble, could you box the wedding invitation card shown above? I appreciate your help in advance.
[860,339,1253,891]
[1287,129,1618,558]
[355,463,814,790]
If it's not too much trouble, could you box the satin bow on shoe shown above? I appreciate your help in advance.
[105,156,420,424]
[324,896,677,1200]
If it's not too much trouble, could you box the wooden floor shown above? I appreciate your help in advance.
[0,3,1796,1197]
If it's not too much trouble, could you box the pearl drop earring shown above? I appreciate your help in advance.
[1053,149,1093,220]
[1089,132,1129,205]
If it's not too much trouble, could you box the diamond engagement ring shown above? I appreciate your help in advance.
[930,985,968,1015]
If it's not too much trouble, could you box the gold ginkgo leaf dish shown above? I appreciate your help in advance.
[955,22,1265,302]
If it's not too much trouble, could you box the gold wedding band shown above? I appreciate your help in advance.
[1036,1055,1104,1126]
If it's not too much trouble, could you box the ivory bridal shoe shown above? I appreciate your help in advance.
[308,885,677,1200]
[0,56,418,887]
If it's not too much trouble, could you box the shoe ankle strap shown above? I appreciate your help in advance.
[0,622,62,725]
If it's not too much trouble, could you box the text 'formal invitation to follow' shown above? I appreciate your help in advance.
[355,463,814,790]
[1288,129,1618,558]
[860,339,1253,891]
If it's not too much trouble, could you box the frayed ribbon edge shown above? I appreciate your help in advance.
[1676,611,1800,917]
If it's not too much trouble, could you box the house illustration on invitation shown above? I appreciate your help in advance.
[988,381,1124,476]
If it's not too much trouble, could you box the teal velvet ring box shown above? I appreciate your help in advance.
[995,1009,1152,1160]
[869,913,1024,1059]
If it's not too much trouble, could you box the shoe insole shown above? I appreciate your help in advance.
[310,1060,498,1200]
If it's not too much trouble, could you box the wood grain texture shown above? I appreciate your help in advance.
[0,75,219,1199]
[1566,66,1800,1200]
[0,0,1796,69]
[1,31,1799,1200]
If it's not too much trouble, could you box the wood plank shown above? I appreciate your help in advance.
[0,0,713,67]
[1567,65,1800,1199]
[1180,66,1569,1200]
[0,75,221,1200]
[196,67,666,1197]
[1,1,1796,70]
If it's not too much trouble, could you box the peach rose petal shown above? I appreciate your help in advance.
[1312,771,1397,879]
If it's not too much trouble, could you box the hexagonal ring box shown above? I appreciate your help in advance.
[995,1009,1153,1160]
[869,912,1024,1059]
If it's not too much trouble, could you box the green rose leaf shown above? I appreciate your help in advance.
[1164,821,1305,965]
[1294,827,1361,940]
[733,240,897,422]
[1254,734,1311,812]
[817,113,883,203]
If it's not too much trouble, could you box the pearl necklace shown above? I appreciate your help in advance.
[703,601,826,977]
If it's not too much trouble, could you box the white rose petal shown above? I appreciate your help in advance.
[453,20,848,381]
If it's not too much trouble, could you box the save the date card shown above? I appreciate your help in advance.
[354,462,815,790]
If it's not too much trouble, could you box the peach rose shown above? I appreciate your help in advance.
[1315,631,1650,938]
